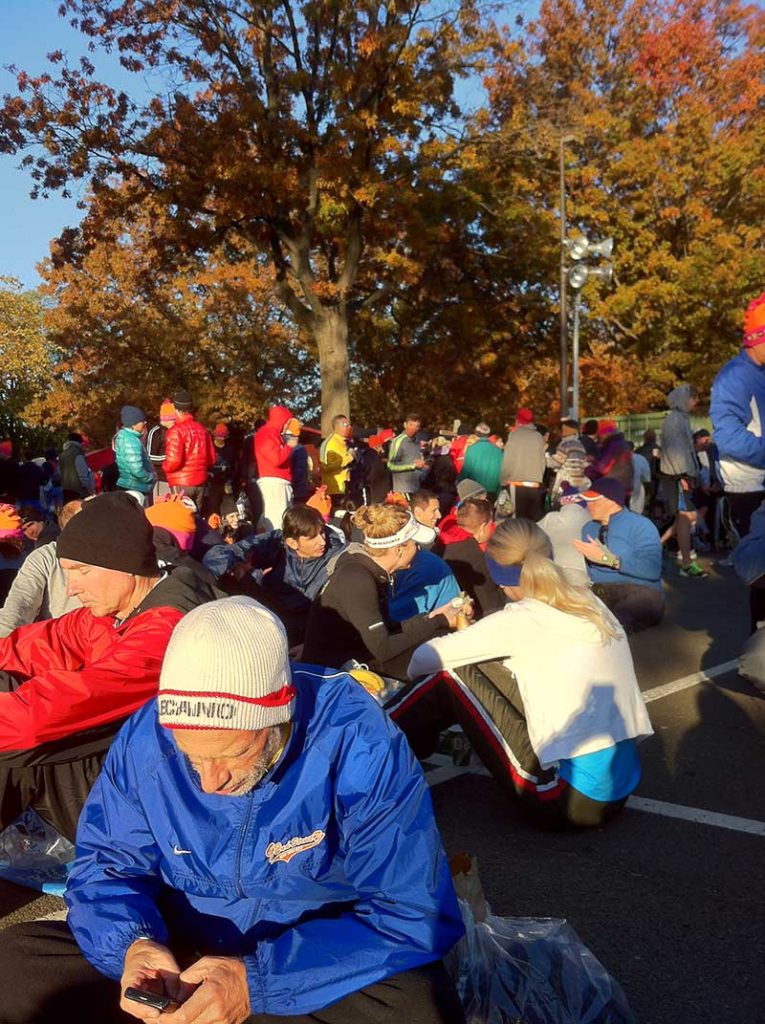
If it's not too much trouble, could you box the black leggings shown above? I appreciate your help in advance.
[388,662,628,829]
[0,921,465,1024]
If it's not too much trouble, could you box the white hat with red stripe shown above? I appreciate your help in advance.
[158,596,296,731]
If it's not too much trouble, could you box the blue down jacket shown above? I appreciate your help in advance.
[66,667,463,1016]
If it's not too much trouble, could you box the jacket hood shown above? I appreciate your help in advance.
[438,520,474,545]
[62,440,83,452]
[667,384,695,413]
[267,405,293,431]
[325,543,387,583]
[138,563,223,615]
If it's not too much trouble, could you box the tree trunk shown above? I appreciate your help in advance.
[314,307,351,436]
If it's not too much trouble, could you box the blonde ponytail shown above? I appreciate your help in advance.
[487,519,621,641]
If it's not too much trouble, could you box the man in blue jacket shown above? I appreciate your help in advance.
[0,597,464,1024]
[710,291,765,537]
[574,477,665,632]
[202,504,345,644]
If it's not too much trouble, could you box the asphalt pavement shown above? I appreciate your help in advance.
[1,554,763,1022]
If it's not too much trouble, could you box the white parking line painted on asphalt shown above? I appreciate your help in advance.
[642,659,739,703]
[627,796,765,836]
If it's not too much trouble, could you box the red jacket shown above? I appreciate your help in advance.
[164,413,216,487]
[254,405,293,481]
[0,605,184,752]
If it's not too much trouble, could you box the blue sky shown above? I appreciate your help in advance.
[1,1,537,288]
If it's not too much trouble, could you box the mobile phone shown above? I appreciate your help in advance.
[125,987,176,1012]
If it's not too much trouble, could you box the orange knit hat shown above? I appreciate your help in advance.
[213,422,230,439]
[159,399,177,423]
[145,494,196,549]
[743,292,765,348]
[283,417,301,437]
[306,485,331,519]
[0,503,23,542]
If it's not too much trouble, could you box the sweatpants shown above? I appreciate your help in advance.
[510,485,544,522]
[0,920,465,1024]
[592,582,665,633]
[257,477,293,532]
[170,483,206,511]
[0,674,117,841]
[388,661,627,829]
[726,490,764,539]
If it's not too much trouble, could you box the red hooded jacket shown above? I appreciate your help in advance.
[164,413,216,487]
[254,406,293,481]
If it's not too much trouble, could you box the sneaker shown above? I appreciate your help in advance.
[679,562,708,578]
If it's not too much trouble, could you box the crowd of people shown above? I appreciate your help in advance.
[0,289,763,1022]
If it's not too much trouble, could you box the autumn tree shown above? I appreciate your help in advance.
[1,0,489,433]
[29,195,318,443]
[460,0,765,414]
[0,277,53,420]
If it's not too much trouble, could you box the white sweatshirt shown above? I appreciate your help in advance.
[407,597,653,768]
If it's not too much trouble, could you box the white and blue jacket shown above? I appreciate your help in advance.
[710,351,765,492]
[65,668,463,1015]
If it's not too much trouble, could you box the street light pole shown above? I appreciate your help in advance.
[571,289,581,420]
[559,134,568,416]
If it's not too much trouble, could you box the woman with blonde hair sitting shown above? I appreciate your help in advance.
[393,518,653,828]
[302,503,462,679]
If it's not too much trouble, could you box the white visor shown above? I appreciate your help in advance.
[363,513,437,549]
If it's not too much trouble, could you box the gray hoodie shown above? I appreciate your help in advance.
[660,385,698,478]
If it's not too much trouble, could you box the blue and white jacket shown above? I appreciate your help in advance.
[710,351,765,493]
[66,668,463,1016]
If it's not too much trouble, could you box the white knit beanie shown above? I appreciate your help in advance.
[158,596,296,731]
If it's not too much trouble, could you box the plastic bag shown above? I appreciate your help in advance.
[448,856,636,1024]
[0,808,74,894]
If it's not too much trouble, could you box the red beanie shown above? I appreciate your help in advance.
[516,408,534,426]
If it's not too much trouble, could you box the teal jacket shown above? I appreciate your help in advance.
[115,427,155,493]
[460,438,503,495]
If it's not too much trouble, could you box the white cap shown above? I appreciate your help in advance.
[158,597,295,731]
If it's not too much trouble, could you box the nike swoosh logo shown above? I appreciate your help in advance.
[172,845,192,855]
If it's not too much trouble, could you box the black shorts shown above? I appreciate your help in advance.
[659,475,696,516]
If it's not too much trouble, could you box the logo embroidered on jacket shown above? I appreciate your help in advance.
[265,829,326,865]
[172,844,192,855]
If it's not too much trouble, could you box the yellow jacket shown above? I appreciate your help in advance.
[320,433,353,495]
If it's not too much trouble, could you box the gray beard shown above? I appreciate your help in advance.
[187,725,285,796]
[232,726,285,794]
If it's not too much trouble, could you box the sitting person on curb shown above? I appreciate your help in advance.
[573,477,665,632]
[303,504,462,680]
[0,492,219,841]
[0,597,466,1024]
[391,518,653,829]
[434,498,505,619]
[0,500,83,637]
[203,504,346,645]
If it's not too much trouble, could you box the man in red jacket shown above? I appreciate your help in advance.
[163,389,216,510]
[0,492,219,840]
[254,405,298,529]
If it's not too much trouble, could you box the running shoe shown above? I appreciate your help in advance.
[679,562,708,578]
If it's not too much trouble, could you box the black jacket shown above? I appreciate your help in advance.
[434,533,505,620]
[302,549,448,680]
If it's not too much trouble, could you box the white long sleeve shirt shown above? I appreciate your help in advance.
[407,597,653,768]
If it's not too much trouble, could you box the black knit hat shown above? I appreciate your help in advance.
[57,492,159,576]
[172,389,192,411]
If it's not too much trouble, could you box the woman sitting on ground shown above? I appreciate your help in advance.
[391,517,653,829]
[302,503,461,680]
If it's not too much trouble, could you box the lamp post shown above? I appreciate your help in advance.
[559,133,577,415]
[566,237,614,420]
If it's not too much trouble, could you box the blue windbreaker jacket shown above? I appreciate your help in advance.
[66,667,463,1015]
[710,351,765,491]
